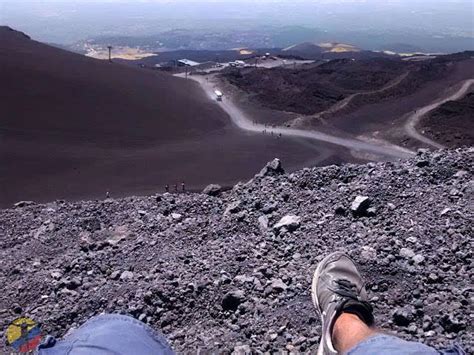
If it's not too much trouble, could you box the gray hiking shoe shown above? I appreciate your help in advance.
[312,252,374,355]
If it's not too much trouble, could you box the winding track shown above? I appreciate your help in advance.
[404,79,474,149]
[182,73,415,159]
[311,71,411,122]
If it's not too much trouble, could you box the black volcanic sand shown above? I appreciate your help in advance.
[0,27,357,207]
[0,149,472,353]
[223,58,408,115]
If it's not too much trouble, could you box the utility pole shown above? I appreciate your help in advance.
[107,46,113,62]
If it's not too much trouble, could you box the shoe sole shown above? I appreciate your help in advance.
[311,251,346,355]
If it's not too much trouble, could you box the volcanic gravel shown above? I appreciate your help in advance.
[0,148,472,353]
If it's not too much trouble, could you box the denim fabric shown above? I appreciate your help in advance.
[35,315,465,355]
[347,334,465,355]
[36,314,174,355]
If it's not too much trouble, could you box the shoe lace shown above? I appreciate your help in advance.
[330,279,374,327]
[332,279,362,301]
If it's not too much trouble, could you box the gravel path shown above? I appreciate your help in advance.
[404,79,474,149]
[180,73,415,160]
[0,148,472,353]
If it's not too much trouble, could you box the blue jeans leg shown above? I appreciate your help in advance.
[347,334,465,355]
[36,314,175,355]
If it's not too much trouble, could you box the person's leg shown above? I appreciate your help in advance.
[311,252,464,355]
[311,252,375,355]
[332,313,376,353]
[331,312,441,355]
[37,314,174,355]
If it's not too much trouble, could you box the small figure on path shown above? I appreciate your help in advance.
[165,184,169,193]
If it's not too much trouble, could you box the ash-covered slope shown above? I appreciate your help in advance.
[1,26,344,208]
[0,149,472,353]
[420,92,474,148]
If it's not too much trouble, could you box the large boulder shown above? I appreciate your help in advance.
[257,158,285,177]
[273,215,301,232]
[222,290,245,311]
[13,200,35,208]
[350,196,371,216]
[202,184,222,196]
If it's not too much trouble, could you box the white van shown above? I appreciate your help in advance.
[214,90,223,101]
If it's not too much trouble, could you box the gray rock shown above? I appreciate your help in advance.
[14,200,35,208]
[222,290,245,311]
[413,254,425,264]
[360,246,377,261]
[393,308,413,326]
[171,213,183,221]
[273,215,301,232]
[234,275,255,284]
[400,248,415,259]
[50,271,62,280]
[257,158,285,177]
[350,196,371,216]
[440,208,451,216]
[202,184,222,196]
[233,345,251,354]
[440,313,466,332]
[335,205,346,215]
[258,215,269,231]
[110,271,121,280]
[261,202,278,214]
[427,273,440,283]
[120,271,134,281]
[225,201,242,215]
[366,207,377,216]
[454,170,468,178]
[271,278,288,292]
[416,160,430,168]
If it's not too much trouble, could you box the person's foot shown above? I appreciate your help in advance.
[312,252,374,355]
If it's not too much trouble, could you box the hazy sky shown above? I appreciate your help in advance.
[1,0,472,46]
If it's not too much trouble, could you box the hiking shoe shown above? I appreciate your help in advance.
[312,252,374,355]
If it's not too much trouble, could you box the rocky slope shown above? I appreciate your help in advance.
[0,149,472,353]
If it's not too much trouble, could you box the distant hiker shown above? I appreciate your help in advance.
[181,182,185,192]
[279,133,282,138]
[35,251,466,355]
[106,191,110,198]
[174,183,178,192]
[165,184,169,193]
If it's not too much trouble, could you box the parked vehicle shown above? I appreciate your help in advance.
[214,90,223,101]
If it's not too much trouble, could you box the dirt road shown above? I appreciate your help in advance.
[325,71,410,117]
[404,79,474,148]
[183,73,415,159]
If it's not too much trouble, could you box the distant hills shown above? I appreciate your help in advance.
[123,41,394,68]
